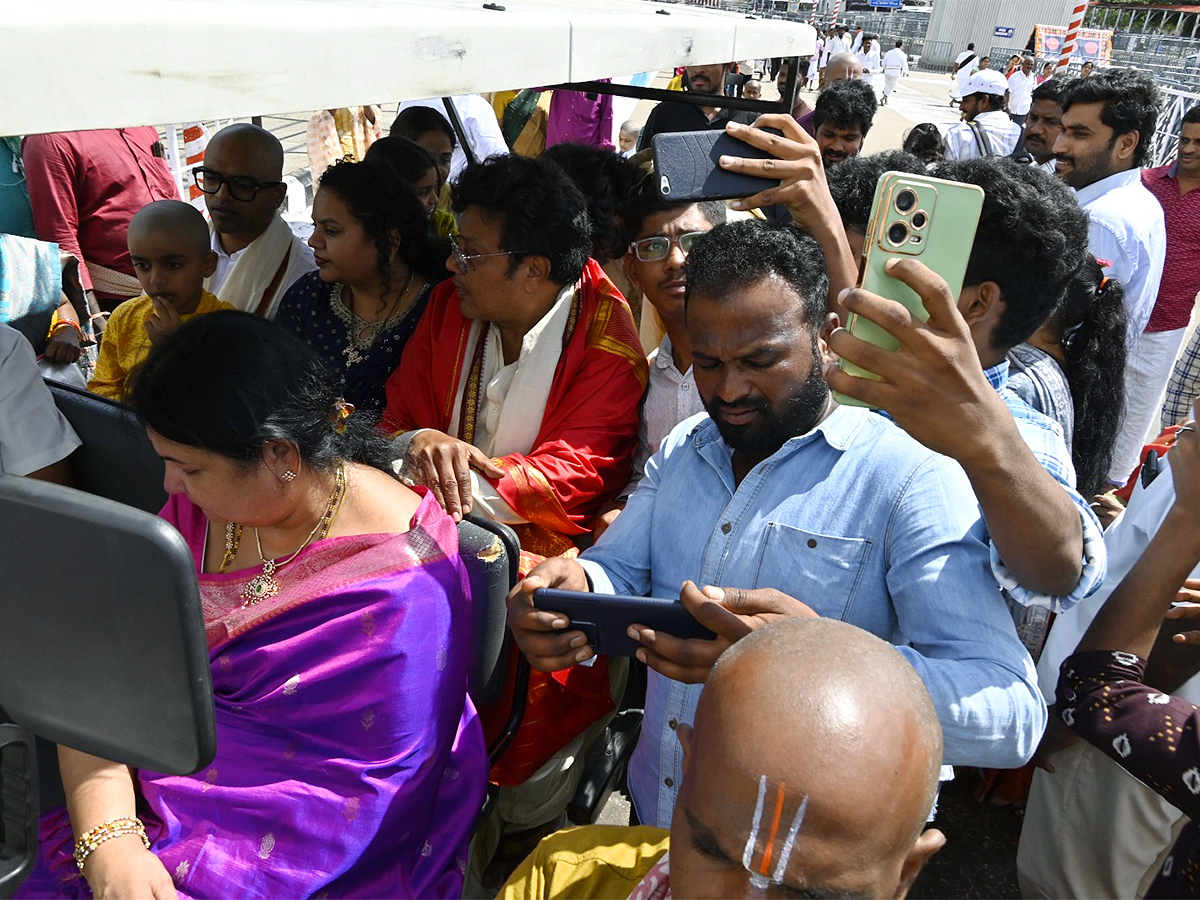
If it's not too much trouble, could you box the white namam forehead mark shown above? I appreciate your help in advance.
[741,774,810,890]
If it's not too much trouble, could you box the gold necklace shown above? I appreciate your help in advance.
[235,461,348,606]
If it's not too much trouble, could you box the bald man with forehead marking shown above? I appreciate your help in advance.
[499,618,946,900]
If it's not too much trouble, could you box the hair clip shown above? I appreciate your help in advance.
[1098,275,1110,292]
[331,399,355,434]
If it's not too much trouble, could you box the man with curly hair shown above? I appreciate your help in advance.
[812,78,877,169]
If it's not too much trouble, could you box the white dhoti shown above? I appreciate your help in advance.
[883,73,900,97]
[1108,326,1189,485]
[1018,741,1184,898]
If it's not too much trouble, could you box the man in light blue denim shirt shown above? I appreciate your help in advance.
[508,222,1046,827]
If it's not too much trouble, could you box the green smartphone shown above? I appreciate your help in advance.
[832,172,985,409]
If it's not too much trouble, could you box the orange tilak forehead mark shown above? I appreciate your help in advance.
[759,782,787,876]
[742,775,810,890]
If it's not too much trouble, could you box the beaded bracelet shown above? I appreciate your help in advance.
[72,816,150,873]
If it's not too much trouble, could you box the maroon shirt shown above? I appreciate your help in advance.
[22,128,178,296]
[1142,163,1200,332]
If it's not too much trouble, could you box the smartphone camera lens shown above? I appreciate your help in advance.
[895,190,917,213]
[911,211,928,229]
[887,221,910,246]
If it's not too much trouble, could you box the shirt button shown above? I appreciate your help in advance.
[682,382,690,390]
[721,522,732,534]
[669,718,678,730]
[665,777,674,787]
[807,538,817,548]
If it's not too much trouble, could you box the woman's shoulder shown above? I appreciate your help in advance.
[279,270,330,309]
[346,465,437,537]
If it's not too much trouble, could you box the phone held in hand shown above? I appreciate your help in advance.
[832,172,985,409]
[651,128,783,202]
[532,588,717,657]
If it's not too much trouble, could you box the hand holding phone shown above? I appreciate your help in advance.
[506,557,597,672]
[652,127,784,202]
[823,252,1016,465]
[533,587,717,658]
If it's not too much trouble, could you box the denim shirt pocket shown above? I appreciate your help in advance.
[753,523,872,621]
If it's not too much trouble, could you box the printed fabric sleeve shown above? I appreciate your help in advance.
[1058,649,1200,821]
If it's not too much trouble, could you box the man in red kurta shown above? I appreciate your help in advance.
[382,155,645,841]
[23,128,179,313]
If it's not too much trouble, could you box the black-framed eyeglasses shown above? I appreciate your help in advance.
[449,235,529,273]
[630,231,705,262]
[193,167,283,202]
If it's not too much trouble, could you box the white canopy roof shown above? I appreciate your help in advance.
[4,0,815,135]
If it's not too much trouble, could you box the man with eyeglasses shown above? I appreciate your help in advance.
[593,188,726,539]
[22,127,178,314]
[382,154,645,868]
[196,124,315,319]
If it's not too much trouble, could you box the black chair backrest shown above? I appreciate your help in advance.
[0,475,216,773]
[45,380,166,514]
[458,514,520,707]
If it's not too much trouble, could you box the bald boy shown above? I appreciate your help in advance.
[88,201,233,401]
[197,123,315,318]
[500,618,945,899]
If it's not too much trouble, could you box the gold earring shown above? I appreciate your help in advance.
[280,470,297,483]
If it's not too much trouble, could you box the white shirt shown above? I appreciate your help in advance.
[857,46,880,74]
[397,94,509,181]
[825,35,846,60]
[1037,459,1200,705]
[0,324,80,476]
[1007,69,1037,115]
[851,31,863,53]
[1075,168,1167,344]
[883,47,910,76]
[944,110,1023,160]
[208,226,317,318]
[624,334,704,496]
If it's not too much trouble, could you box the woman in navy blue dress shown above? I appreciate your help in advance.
[276,160,447,416]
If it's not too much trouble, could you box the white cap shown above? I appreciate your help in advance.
[964,69,1009,97]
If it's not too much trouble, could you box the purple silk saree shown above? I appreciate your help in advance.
[19,489,487,899]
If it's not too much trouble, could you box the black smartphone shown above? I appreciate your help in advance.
[532,588,718,657]
[652,127,783,201]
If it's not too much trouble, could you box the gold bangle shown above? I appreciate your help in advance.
[72,816,150,873]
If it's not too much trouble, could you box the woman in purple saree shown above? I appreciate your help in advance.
[18,311,486,899]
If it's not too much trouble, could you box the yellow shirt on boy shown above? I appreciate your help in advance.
[88,290,233,402]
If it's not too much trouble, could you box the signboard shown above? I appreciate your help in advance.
[1035,24,1113,64]
[872,0,902,8]
[995,26,1014,39]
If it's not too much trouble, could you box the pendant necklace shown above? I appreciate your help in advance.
[230,460,349,606]
[337,271,414,368]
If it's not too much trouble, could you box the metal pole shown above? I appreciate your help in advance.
[165,125,184,201]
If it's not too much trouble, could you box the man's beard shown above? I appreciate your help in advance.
[705,353,831,458]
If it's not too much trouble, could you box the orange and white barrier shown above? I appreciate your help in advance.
[1057,2,1088,70]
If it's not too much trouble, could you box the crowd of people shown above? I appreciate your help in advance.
[1,38,1199,900]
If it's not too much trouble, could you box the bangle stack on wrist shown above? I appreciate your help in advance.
[47,318,83,343]
[72,816,150,872]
